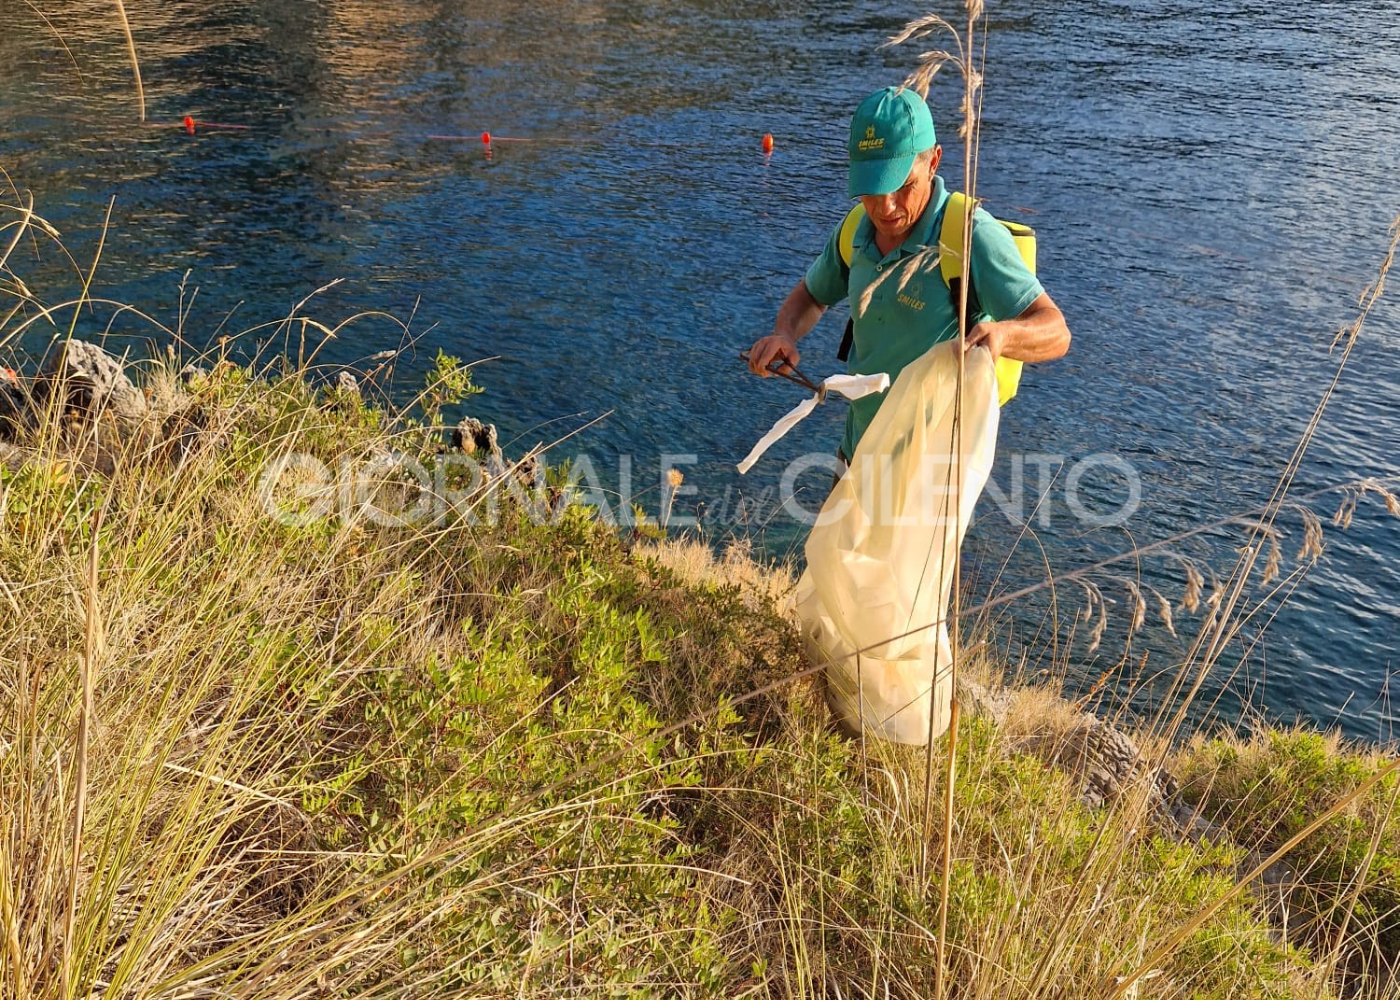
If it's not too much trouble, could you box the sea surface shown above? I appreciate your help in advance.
[2,0,1397,739]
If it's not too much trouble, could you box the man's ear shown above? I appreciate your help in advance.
[929,144,943,175]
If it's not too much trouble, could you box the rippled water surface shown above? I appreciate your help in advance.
[3,0,1397,738]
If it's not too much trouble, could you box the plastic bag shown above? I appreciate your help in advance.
[795,341,1000,744]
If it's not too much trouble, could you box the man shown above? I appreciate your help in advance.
[747,86,1070,466]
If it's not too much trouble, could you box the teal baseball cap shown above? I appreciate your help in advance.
[847,87,937,199]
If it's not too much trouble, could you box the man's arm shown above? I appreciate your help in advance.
[963,292,1071,363]
[747,279,827,377]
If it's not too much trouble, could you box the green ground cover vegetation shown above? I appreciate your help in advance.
[0,353,1395,999]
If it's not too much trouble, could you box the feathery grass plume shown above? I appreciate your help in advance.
[1205,566,1226,614]
[884,14,964,99]
[1075,578,1098,622]
[1361,477,1400,518]
[1292,503,1327,562]
[1150,587,1178,638]
[1175,554,1206,613]
[1334,489,1359,530]
[1331,215,1397,353]
[661,467,684,529]
[1259,523,1283,586]
[1115,578,1147,635]
[1075,578,1109,654]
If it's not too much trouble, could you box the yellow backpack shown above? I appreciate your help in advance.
[836,192,1035,407]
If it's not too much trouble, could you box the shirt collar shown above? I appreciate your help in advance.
[855,175,949,259]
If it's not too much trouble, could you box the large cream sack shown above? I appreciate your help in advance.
[796,341,1000,744]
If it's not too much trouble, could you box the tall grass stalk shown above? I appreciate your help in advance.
[113,0,146,122]
[887,6,987,995]
[60,509,102,993]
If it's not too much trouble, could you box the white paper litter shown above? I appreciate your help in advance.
[737,372,890,474]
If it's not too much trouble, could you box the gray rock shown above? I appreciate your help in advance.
[1044,718,1175,813]
[335,371,360,396]
[41,340,148,427]
[452,416,500,463]
[0,439,25,472]
[957,677,1015,726]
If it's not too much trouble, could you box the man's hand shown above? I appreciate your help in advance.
[749,279,824,379]
[963,321,1006,360]
[748,334,801,377]
[962,293,1071,364]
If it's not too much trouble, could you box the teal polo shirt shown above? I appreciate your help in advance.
[804,177,1043,459]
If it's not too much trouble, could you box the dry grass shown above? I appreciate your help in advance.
[0,325,1360,999]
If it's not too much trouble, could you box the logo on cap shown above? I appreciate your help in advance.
[858,125,884,152]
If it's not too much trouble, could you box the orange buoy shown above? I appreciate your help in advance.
[481,131,491,145]
[184,115,196,134]
[761,133,774,154]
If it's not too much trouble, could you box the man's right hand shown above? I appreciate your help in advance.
[748,334,801,377]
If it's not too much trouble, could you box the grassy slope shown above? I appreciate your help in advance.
[0,361,1395,999]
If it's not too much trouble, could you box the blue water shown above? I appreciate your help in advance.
[2,0,1397,740]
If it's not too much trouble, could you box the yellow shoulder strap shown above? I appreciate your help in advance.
[937,191,1032,407]
[937,191,1038,280]
[938,190,971,287]
[838,204,865,269]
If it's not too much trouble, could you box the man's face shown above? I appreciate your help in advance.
[859,145,942,244]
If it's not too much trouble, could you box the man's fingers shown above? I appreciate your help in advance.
[755,345,778,375]
[747,345,768,375]
[772,348,800,374]
[749,337,799,377]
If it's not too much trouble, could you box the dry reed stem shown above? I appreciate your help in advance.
[60,509,102,991]
[1,843,23,999]
[931,8,985,998]
[112,0,146,122]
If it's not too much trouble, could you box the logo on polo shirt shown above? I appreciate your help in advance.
[897,290,926,311]
[858,125,884,152]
